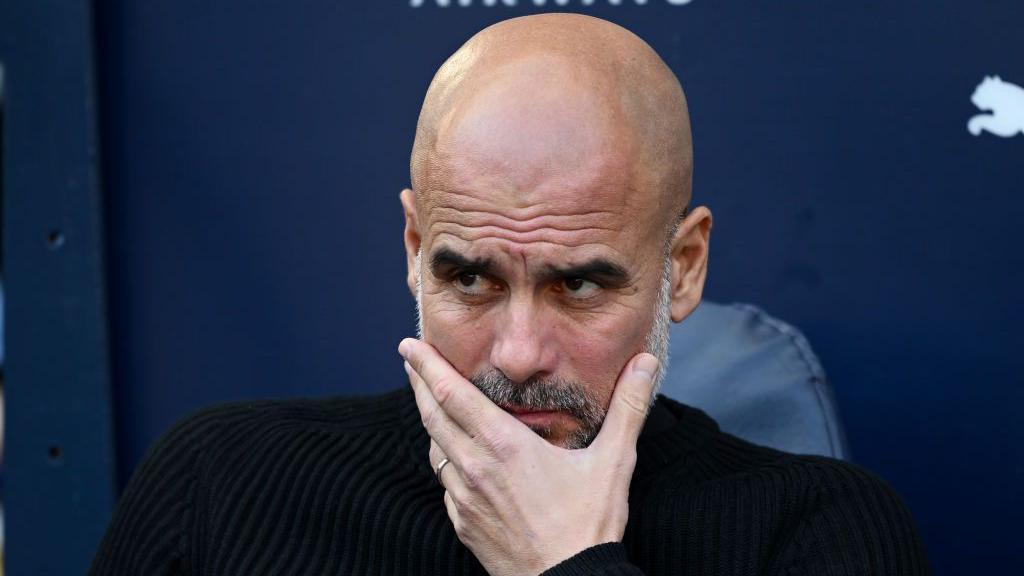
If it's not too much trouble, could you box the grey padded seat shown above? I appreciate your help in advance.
[661,301,850,460]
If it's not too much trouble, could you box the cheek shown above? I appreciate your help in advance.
[556,309,650,406]
[420,294,495,377]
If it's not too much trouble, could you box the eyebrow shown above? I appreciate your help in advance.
[429,246,631,287]
[539,259,631,287]
[430,247,494,277]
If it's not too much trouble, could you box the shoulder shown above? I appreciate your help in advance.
[656,397,890,497]
[637,405,929,574]
[652,398,923,539]
[131,388,414,460]
[690,414,911,512]
[155,387,420,481]
[701,433,930,573]
[710,426,907,509]
[774,452,920,528]
[91,388,421,574]
[761,454,931,573]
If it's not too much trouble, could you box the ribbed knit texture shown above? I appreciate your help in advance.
[90,388,930,575]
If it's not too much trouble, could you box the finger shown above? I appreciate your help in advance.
[591,352,659,454]
[430,440,454,489]
[443,490,461,537]
[407,360,472,457]
[399,338,515,438]
[431,439,471,502]
[429,439,448,471]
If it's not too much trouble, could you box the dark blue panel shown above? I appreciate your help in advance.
[93,1,1023,574]
[1,1,117,574]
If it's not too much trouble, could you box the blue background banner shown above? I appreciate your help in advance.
[15,0,1024,573]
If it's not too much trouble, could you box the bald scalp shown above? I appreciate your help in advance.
[410,13,693,233]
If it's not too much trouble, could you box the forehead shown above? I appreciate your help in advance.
[420,148,645,271]
[419,59,656,267]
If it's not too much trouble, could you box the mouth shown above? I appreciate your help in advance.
[501,405,564,427]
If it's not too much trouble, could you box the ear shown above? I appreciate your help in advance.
[400,188,422,298]
[667,206,713,323]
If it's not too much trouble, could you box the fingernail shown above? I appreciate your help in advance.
[632,354,659,381]
[398,339,411,357]
[403,361,412,375]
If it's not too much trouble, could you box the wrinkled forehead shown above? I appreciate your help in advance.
[415,181,660,289]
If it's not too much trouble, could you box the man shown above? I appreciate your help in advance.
[91,13,930,576]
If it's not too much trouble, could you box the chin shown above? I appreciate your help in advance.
[529,425,594,450]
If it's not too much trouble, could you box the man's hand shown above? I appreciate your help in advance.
[398,338,659,576]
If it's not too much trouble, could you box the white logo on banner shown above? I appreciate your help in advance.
[968,76,1024,138]
[411,0,694,7]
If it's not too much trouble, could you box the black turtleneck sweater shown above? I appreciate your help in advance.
[89,388,930,575]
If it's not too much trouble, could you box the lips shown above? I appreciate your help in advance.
[502,405,562,427]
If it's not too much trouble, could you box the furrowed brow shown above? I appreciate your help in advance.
[541,259,631,287]
[429,247,493,276]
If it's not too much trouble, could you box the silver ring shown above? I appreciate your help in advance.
[435,457,451,487]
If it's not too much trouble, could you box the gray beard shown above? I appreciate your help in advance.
[414,250,672,449]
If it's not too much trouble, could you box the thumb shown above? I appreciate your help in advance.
[591,352,659,454]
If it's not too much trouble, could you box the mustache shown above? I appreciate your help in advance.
[469,369,605,431]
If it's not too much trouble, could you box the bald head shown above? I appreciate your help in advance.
[410,13,693,232]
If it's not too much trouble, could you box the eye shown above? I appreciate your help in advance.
[454,272,489,295]
[562,277,600,299]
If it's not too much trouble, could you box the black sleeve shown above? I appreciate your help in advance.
[88,410,221,576]
[767,460,932,576]
[541,543,646,576]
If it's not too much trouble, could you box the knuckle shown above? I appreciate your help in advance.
[432,376,458,406]
[453,519,469,541]
[446,488,462,510]
[618,390,650,416]
[458,498,481,522]
[482,430,518,461]
[459,459,486,490]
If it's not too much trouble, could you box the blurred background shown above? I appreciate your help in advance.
[1,0,1022,574]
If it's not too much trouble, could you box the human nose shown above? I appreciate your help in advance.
[489,296,557,384]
